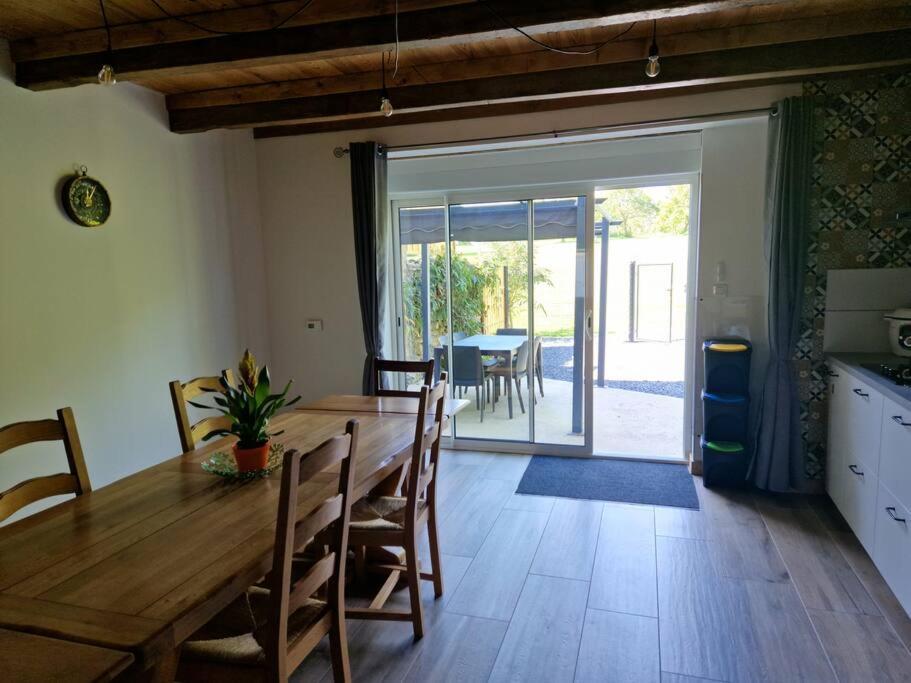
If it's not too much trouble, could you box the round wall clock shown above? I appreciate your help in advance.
[62,166,111,227]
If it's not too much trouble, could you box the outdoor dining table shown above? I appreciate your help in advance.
[439,334,528,418]
[0,408,421,681]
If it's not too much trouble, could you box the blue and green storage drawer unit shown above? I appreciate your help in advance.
[701,338,751,487]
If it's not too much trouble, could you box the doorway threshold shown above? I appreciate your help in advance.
[592,450,688,466]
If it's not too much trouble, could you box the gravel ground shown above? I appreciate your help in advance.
[540,339,684,399]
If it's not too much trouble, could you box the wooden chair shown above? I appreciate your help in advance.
[346,377,447,640]
[374,358,434,398]
[179,420,359,682]
[0,407,91,523]
[169,370,235,453]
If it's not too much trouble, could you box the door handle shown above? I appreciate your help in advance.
[848,464,864,477]
[886,507,907,524]
[892,415,911,427]
[585,310,593,340]
[852,388,870,398]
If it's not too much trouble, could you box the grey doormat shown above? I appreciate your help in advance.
[516,455,699,509]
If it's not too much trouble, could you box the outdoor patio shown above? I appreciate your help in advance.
[450,338,686,459]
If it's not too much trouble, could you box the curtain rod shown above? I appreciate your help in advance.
[332,106,775,158]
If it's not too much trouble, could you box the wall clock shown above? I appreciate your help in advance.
[62,166,111,227]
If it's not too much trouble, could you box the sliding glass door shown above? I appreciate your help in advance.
[392,189,593,454]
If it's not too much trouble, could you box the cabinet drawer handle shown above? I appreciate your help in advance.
[892,415,911,427]
[848,464,864,477]
[886,507,907,524]
[852,388,870,398]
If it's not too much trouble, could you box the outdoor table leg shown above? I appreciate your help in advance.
[506,350,514,419]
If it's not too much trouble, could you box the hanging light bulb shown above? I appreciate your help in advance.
[98,64,116,86]
[97,1,116,86]
[380,95,394,117]
[379,51,394,116]
[645,20,660,78]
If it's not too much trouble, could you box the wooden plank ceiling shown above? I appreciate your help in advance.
[2,0,910,136]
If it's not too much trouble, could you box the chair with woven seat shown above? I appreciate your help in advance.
[0,407,91,523]
[178,420,359,682]
[374,358,434,398]
[346,376,447,640]
[169,370,235,453]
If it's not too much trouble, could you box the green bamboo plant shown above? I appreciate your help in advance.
[191,350,301,448]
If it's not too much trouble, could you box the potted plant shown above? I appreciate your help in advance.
[193,350,301,472]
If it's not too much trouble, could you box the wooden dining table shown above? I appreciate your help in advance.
[299,393,469,418]
[0,408,421,681]
[0,628,135,683]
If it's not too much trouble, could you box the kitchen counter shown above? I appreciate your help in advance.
[826,352,911,413]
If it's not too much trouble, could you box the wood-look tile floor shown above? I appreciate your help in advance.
[293,451,911,682]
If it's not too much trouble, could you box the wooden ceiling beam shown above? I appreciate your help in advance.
[166,8,911,111]
[169,29,911,133]
[251,77,800,138]
[8,1,469,61]
[14,0,793,90]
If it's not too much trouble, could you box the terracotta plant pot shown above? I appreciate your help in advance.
[233,440,270,473]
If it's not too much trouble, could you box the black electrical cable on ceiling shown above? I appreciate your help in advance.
[474,0,636,55]
[144,0,317,36]
[98,0,113,54]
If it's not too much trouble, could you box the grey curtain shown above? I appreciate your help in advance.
[752,97,815,491]
[349,142,388,395]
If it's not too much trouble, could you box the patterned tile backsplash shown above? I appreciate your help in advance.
[801,72,911,480]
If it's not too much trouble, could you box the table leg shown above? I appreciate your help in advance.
[128,647,180,683]
[506,350,514,419]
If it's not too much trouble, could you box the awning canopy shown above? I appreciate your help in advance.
[399,199,584,245]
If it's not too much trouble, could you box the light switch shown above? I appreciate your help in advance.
[306,319,323,331]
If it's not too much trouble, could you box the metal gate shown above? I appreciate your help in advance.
[629,261,674,343]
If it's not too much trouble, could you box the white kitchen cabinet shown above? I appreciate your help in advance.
[842,374,884,475]
[873,483,911,614]
[840,452,879,553]
[826,371,848,510]
[880,396,911,511]
[826,358,910,617]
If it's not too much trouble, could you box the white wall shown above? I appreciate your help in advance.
[0,43,264,519]
[255,85,796,446]
[695,119,773,455]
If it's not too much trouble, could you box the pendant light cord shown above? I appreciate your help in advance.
[392,0,400,80]
[112,1,634,62]
[473,0,636,55]
[145,0,317,36]
[98,0,113,57]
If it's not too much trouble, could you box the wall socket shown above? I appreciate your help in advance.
[306,319,323,332]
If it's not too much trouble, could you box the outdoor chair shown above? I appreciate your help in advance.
[487,339,531,417]
[449,346,490,422]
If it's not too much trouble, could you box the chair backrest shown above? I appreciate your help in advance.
[374,358,434,398]
[0,408,91,523]
[403,376,447,528]
[497,328,527,336]
[514,340,530,373]
[440,332,467,346]
[169,370,235,453]
[265,420,358,681]
[451,346,483,384]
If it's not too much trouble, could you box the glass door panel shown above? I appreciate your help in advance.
[447,200,530,442]
[397,205,449,391]
[531,196,587,446]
